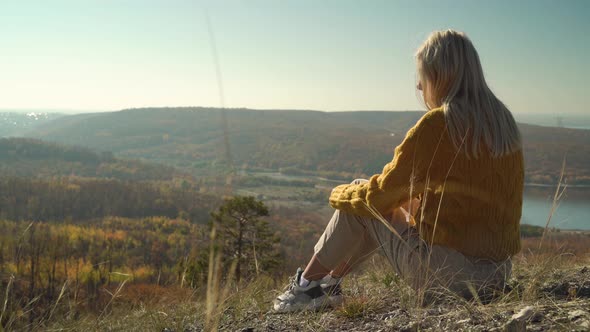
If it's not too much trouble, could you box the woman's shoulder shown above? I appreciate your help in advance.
[401,107,446,144]
[422,106,445,121]
[414,107,446,130]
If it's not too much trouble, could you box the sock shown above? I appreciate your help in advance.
[299,274,310,287]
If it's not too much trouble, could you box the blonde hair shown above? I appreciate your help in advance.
[415,29,521,158]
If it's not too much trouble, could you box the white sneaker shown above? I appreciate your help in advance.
[272,268,343,313]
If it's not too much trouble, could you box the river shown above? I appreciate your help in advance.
[249,171,590,230]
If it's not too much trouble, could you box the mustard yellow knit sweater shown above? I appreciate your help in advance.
[329,107,524,261]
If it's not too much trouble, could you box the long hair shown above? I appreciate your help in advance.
[415,29,521,158]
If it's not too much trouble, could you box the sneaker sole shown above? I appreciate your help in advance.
[273,294,344,313]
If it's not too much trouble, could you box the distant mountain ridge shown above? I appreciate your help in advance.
[16,107,590,185]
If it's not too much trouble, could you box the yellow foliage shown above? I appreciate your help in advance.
[4,262,18,274]
[133,266,154,281]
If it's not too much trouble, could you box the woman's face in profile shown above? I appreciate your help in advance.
[416,74,436,109]
[416,61,444,109]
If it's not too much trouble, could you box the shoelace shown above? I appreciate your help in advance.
[282,272,299,292]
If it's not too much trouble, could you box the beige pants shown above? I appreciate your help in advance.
[315,179,512,301]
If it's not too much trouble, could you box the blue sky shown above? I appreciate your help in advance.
[0,0,588,114]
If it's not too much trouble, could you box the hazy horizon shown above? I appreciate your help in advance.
[1,1,588,114]
[2,106,589,117]
[3,106,590,131]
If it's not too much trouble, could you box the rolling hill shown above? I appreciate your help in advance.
[0,137,185,181]
[21,107,590,185]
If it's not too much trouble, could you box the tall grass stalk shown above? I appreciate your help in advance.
[0,275,14,327]
[97,278,129,322]
[204,224,237,332]
[46,279,69,324]
[539,157,567,250]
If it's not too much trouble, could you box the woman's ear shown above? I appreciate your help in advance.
[423,80,442,109]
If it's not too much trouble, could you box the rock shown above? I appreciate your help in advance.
[531,311,544,323]
[512,306,535,321]
[400,321,418,332]
[504,306,535,332]
[568,309,588,321]
[542,281,570,297]
[504,319,525,332]
[426,308,441,315]
[380,312,397,321]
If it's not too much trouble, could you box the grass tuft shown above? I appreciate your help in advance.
[336,296,376,319]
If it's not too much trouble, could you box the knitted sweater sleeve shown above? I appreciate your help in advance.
[329,111,444,217]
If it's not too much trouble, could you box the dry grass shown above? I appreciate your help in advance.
[6,250,585,331]
[19,240,584,331]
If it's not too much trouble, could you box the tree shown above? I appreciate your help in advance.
[211,196,281,282]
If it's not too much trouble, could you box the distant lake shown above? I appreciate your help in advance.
[522,187,590,230]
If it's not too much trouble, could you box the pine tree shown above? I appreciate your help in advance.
[210,196,280,282]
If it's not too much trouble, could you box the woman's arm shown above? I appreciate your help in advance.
[329,110,446,217]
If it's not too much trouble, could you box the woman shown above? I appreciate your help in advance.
[273,29,524,312]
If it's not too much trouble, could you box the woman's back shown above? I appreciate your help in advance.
[412,108,524,261]
[329,107,523,261]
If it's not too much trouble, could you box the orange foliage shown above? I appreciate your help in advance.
[119,284,193,306]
